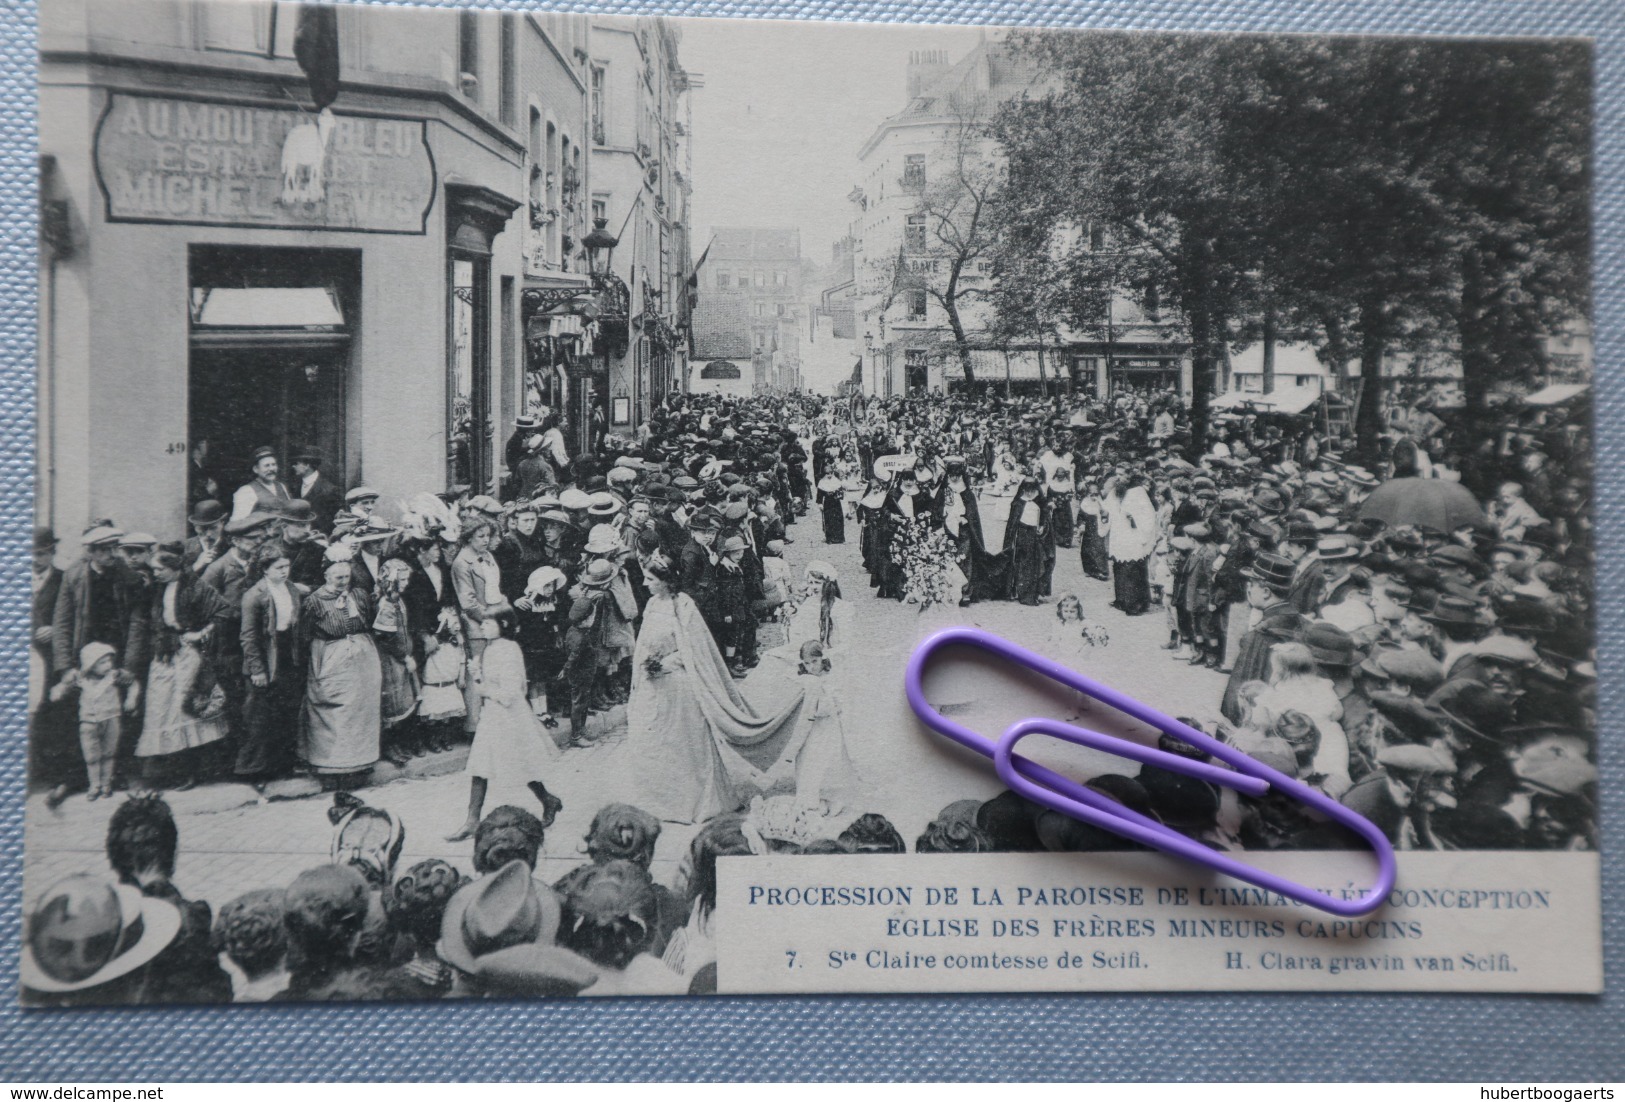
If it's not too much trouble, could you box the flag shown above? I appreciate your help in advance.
[294,4,341,110]
[686,236,714,288]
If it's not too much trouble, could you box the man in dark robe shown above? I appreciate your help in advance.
[1002,478,1051,607]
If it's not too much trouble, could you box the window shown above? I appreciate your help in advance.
[773,270,787,287]
[755,302,766,318]
[449,255,490,490]
[738,270,750,288]
[902,154,926,189]
[1089,223,1105,252]
[905,214,928,252]
[777,303,788,317]
[754,271,766,288]
[592,197,608,223]
[545,121,559,261]
[499,15,516,125]
[716,271,732,291]
[590,65,607,144]
[458,11,480,93]
[905,349,929,394]
[907,288,927,319]
[202,0,302,56]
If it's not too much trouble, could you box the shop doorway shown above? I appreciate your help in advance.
[188,247,359,501]
[190,344,348,492]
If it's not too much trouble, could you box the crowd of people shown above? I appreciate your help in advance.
[24,378,1598,1003]
[20,786,932,1004]
[809,382,1597,854]
[30,411,866,820]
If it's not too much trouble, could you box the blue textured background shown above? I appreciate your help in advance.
[2,0,1620,1082]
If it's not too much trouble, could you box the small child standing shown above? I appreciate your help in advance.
[755,539,793,651]
[416,607,467,754]
[62,641,133,799]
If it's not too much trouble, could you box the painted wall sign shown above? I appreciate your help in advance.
[94,93,436,234]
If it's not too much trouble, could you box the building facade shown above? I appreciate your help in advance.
[584,16,693,438]
[38,1,694,536]
[844,38,1193,400]
[691,226,803,394]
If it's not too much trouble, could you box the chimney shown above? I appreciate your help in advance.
[906,48,951,100]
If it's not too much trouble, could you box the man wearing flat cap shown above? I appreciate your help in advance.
[230,446,292,523]
[51,526,144,741]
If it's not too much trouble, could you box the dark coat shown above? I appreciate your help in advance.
[32,565,62,663]
[1221,600,1295,723]
[1287,556,1327,615]
[241,579,310,683]
[127,573,231,680]
[299,474,345,534]
[51,558,145,677]
[679,539,721,621]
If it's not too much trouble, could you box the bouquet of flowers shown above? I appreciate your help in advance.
[1078,620,1111,648]
[891,517,964,609]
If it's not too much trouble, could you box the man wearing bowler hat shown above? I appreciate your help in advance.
[184,500,228,575]
[278,500,330,588]
[230,446,292,523]
[289,448,342,534]
[1221,551,1302,724]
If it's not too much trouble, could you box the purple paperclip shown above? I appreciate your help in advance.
[905,627,1397,917]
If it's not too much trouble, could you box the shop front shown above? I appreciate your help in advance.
[521,270,629,456]
[41,78,524,536]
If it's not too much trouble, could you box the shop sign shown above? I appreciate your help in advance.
[94,93,436,234]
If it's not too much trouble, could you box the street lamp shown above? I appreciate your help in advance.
[583,216,619,279]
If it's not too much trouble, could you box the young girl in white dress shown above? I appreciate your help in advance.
[446,615,564,841]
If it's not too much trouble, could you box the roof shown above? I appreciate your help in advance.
[691,295,753,359]
[860,40,1045,158]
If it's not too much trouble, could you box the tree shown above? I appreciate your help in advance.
[993,32,1275,457]
[1243,37,1589,459]
[995,32,1590,462]
[883,101,1005,389]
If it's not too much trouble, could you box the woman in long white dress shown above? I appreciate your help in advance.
[626,560,809,824]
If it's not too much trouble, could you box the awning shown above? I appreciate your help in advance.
[1214,385,1324,415]
[1522,382,1590,406]
[947,349,1050,380]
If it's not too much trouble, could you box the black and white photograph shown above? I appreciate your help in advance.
[25,0,1598,1005]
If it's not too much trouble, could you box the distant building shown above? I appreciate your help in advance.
[691,227,803,394]
[845,37,1187,399]
[583,16,693,434]
[689,295,752,398]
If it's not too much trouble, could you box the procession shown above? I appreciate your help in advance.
[23,4,1597,1006]
[23,376,1598,1004]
